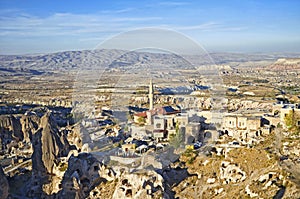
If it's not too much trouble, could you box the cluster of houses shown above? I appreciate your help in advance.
[209,102,300,158]
[130,106,201,143]
[121,101,300,156]
[87,79,300,159]
[220,113,269,147]
[222,103,299,139]
[103,104,207,158]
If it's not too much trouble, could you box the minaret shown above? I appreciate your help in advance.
[149,79,154,110]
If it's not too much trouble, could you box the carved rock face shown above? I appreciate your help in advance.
[112,170,164,199]
[58,153,113,198]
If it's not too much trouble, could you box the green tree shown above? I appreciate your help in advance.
[284,110,300,135]
[170,122,184,148]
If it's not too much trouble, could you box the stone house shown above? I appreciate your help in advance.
[153,116,166,131]
[174,113,189,128]
[263,114,281,127]
[237,116,247,130]
[222,115,237,130]
[247,117,261,131]
[222,114,263,139]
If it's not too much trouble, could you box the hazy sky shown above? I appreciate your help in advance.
[0,0,299,54]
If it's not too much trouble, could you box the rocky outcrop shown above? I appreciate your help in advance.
[0,166,9,199]
[63,123,91,152]
[227,99,272,111]
[173,147,300,198]
[87,169,166,199]
[20,113,40,143]
[58,153,115,199]
[57,153,166,199]
[29,110,71,198]
[0,108,91,198]
[220,161,246,184]
[0,112,40,152]
[31,111,69,174]
[111,170,164,199]
[0,115,23,149]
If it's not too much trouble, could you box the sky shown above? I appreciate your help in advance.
[0,0,299,54]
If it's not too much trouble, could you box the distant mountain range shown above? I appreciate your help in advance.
[0,49,300,74]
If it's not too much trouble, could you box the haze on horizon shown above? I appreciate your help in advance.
[0,0,300,55]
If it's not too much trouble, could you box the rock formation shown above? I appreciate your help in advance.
[0,115,23,150]
[172,147,300,198]
[111,170,164,199]
[58,152,115,198]
[0,112,40,152]
[64,123,92,152]
[20,113,40,143]
[0,107,92,197]
[31,110,69,174]
[86,169,166,199]
[29,110,71,197]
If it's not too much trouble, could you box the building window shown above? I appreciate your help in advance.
[156,123,161,128]
[297,121,300,126]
